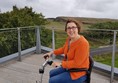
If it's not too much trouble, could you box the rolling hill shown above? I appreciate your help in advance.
[46,16,118,30]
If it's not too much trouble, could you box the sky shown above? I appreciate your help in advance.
[0,0,118,19]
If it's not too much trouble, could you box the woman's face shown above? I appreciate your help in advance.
[66,22,78,39]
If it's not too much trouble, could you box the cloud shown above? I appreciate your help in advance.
[35,0,76,17]
[67,0,118,19]
[0,0,118,19]
[0,0,26,12]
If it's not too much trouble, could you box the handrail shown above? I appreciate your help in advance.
[0,26,118,83]
[0,26,37,31]
[85,28,118,32]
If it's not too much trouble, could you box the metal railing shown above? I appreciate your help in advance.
[0,26,41,62]
[0,27,118,83]
[85,29,117,83]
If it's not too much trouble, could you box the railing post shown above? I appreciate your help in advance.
[52,27,55,50]
[17,27,21,61]
[52,27,55,59]
[36,26,41,54]
[110,31,117,83]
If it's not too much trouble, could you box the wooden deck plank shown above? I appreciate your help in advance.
[0,54,118,83]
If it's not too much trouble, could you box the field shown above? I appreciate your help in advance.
[93,53,118,68]
[45,17,118,68]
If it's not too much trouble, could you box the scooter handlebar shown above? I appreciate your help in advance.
[39,59,53,74]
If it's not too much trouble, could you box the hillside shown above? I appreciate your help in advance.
[55,16,118,24]
[46,16,118,30]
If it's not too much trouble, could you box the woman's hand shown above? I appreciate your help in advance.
[43,51,53,59]
[51,62,61,67]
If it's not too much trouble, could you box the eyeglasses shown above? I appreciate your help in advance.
[67,26,77,30]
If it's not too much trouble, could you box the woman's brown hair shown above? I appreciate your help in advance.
[65,19,81,33]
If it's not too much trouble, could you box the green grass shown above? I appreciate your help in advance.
[93,53,118,68]
[45,20,65,30]
[55,31,67,48]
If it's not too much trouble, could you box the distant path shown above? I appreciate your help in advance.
[90,45,117,56]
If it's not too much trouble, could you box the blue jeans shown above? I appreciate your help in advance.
[49,67,87,83]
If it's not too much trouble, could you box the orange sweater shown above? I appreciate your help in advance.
[54,35,89,80]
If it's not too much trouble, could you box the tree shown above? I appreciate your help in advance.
[0,6,51,58]
[0,6,48,28]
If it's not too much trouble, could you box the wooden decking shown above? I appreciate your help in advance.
[0,54,118,83]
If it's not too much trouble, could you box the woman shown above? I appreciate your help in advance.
[44,19,90,83]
